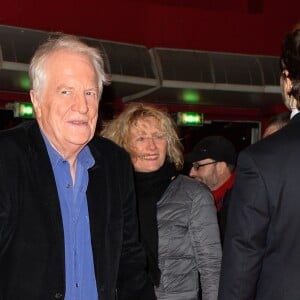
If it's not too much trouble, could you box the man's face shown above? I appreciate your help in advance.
[31,50,100,156]
[128,116,168,173]
[189,158,220,191]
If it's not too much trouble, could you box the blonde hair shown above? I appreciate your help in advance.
[101,103,183,169]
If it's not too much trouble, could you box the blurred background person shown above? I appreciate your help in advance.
[101,103,222,300]
[262,111,290,138]
[185,136,237,243]
[218,29,300,300]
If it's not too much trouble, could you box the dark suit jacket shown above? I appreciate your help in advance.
[218,187,233,244]
[218,113,300,300]
[0,120,155,300]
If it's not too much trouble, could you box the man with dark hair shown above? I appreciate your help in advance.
[218,29,300,300]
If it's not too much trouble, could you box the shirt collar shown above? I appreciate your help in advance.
[41,130,95,170]
[290,108,300,119]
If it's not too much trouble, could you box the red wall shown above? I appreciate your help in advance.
[0,0,298,124]
[1,0,299,56]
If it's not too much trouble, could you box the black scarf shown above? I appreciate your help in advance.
[134,161,178,286]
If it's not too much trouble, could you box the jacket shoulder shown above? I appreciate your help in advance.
[175,174,212,199]
[0,121,38,155]
[89,136,131,162]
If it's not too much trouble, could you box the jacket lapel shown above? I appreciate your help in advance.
[86,142,110,286]
[28,122,65,253]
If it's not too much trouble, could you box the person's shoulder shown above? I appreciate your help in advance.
[174,175,214,208]
[236,122,300,171]
[0,120,36,149]
[246,119,299,156]
[90,135,123,150]
[89,135,130,159]
[176,174,211,196]
[0,121,27,137]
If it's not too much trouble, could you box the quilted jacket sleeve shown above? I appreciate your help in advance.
[189,182,222,300]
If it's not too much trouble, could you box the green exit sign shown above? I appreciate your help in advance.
[19,103,34,118]
[12,102,35,118]
[177,112,203,126]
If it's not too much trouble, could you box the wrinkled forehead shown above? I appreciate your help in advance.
[130,116,162,134]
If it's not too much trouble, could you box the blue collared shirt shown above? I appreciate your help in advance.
[43,135,98,300]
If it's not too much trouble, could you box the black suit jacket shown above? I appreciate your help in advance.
[218,113,300,300]
[0,120,154,300]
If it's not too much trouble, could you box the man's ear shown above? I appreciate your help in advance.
[283,70,293,91]
[216,161,227,174]
[30,90,41,118]
[286,77,293,92]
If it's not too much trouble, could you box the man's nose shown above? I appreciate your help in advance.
[146,137,157,149]
[73,93,89,114]
[189,168,196,177]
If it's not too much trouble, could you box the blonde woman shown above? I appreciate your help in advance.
[101,103,221,300]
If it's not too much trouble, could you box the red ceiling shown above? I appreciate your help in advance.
[0,0,297,121]
[1,0,299,56]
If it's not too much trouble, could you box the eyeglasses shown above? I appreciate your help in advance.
[192,161,218,171]
[132,133,167,144]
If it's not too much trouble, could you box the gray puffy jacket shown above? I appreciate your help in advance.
[155,175,222,300]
